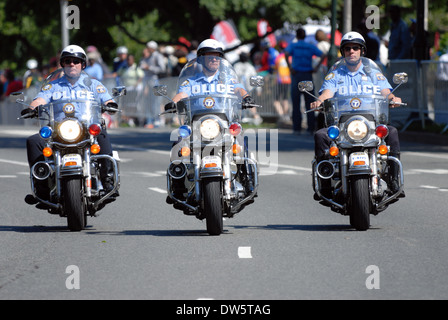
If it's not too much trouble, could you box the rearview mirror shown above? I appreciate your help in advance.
[112,86,126,97]
[298,81,314,92]
[393,73,408,85]
[154,85,168,97]
[249,76,264,87]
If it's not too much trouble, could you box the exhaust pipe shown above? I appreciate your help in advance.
[168,161,187,179]
[317,160,335,179]
[32,162,53,180]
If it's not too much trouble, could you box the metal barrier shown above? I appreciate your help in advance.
[421,61,448,133]
[1,60,446,132]
[385,59,422,130]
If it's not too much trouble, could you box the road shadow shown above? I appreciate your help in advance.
[230,224,381,232]
[0,225,70,233]
[84,229,212,237]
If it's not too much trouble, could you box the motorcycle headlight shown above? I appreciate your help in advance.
[200,118,221,140]
[346,120,368,141]
[58,119,83,142]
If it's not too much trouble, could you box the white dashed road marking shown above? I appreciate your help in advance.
[148,187,166,194]
[0,159,28,167]
[238,246,252,259]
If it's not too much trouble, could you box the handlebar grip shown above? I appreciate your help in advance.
[242,103,261,109]
[102,105,120,114]
[389,101,407,106]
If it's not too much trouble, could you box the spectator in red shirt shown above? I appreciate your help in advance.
[1,69,24,99]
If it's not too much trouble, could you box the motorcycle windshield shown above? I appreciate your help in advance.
[38,69,103,130]
[176,56,246,123]
[325,58,390,125]
[326,94,390,125]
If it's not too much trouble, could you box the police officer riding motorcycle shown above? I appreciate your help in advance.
[303,32,407,230]
[18,45,124,231]
[155,39,262,235]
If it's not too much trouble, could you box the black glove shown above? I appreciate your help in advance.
[164,102,176,112]
[242,95,255,109]
[20,108,38,119]
[102,102,119,114]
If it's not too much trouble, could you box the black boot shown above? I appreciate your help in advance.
[100,159,119,198]
[166,177,187,204]
[388,154,405,198]
[25,179,50,204]
[314,156,332,200]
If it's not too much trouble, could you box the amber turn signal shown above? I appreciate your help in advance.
[91,144,101,154]
[378,144,388,155]
[232,144,242,154]
[329,146,339,156]
[181,147,191,157]
[43,147,53,157]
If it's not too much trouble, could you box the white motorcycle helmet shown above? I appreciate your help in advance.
[60,45,87,69]
[340,31,367,56]
[197,39,224,58]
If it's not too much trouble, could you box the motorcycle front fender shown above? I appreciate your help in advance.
[199,168,223,178]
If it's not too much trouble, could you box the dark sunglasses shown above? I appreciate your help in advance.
[62,58,82,65]
[205,55,220,60]
[343,46,361,52]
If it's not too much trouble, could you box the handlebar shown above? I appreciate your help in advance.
[102,104,121,114]
[242,103,262,109]
[304,99,407,114]
[389,100,407,107]
[304,106,323,114]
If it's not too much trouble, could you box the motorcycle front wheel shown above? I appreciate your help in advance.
[203,178,223,235]
[349,175,370,231]
[63,177,86,231]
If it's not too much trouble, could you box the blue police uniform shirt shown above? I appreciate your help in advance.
[320,61,392,96]
[35,73,112,121]
[178,71,245,97]
[285,40,323,72]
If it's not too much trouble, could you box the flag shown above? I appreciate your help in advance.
[257,19,277,47]
[211,20,241,49]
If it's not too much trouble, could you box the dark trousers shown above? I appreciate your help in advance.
[26,131,113,168]
[314,125,400,159]
[290,71,316,132]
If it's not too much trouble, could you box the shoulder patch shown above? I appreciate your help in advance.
[376,73,386,81]
[96,85,106,93]
[42,84,52,91]
[325,73,335,80]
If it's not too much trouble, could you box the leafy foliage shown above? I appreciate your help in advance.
[1,0,447,75]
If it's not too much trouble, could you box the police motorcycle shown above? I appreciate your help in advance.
[300,58,407,231]
[154,56,263,235]
[15,69,125,231]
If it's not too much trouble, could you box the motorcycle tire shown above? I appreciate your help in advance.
[203,178,223,235]
[349,176,370,231]
[63,177,86,231]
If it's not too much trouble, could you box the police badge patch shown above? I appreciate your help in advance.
[63,103,75,115]
[203,97,215,109]
[350,98,362,109]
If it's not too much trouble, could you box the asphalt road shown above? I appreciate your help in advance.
[0,125,447,301]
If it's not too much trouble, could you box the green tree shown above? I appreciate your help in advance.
[1,0,447,75]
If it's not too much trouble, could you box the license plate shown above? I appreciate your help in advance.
[201,155,221,168]
[349,152,369,166]
[62,154,82,167]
